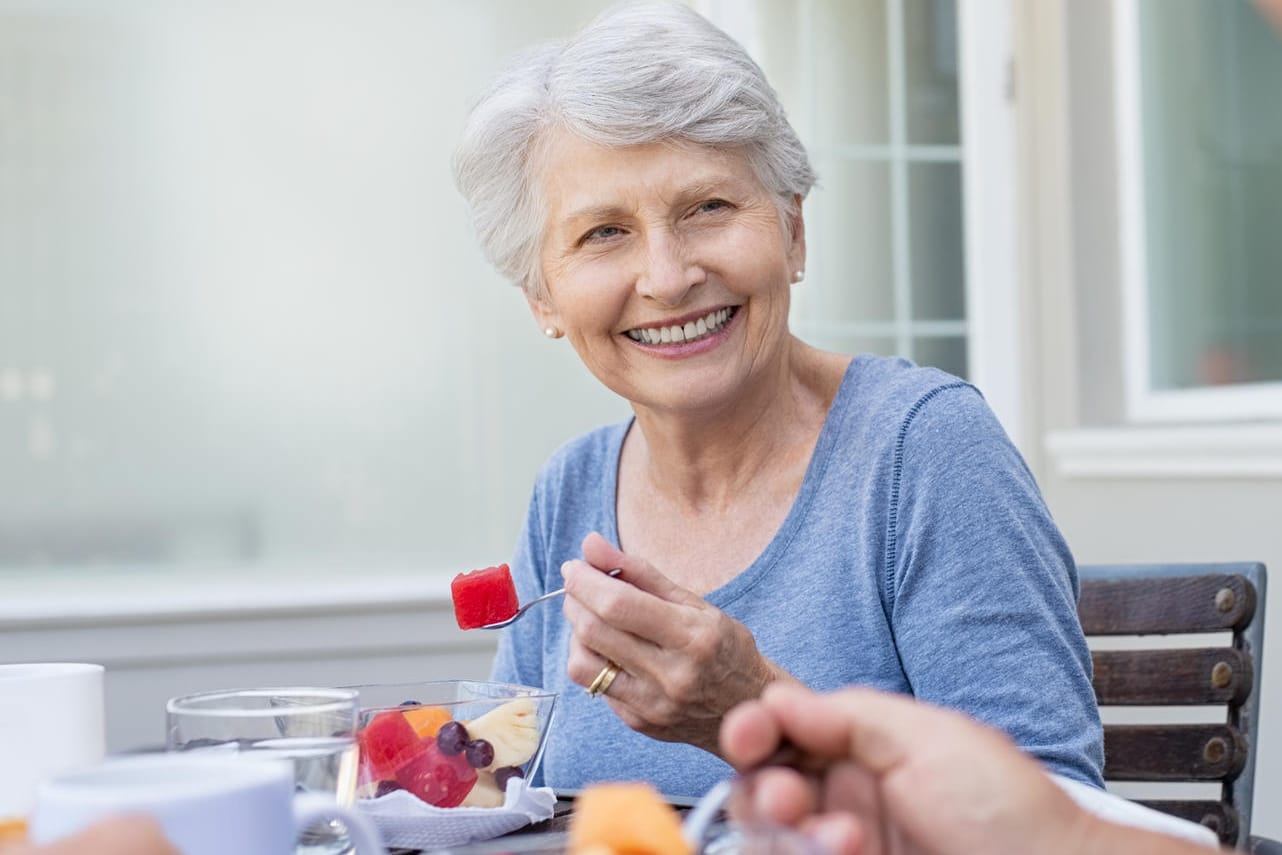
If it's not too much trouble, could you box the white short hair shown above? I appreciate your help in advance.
[452,1,816,298]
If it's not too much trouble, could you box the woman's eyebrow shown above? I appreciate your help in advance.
[561,203,627,226]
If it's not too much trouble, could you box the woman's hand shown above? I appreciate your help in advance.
[561,532,799,754]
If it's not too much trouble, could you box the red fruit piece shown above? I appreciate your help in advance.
[451,564,519,630]
[395,740,478,807]
[359,710,428,782]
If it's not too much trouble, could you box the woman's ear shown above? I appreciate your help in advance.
[786,193,807,277]
[525,290,564,339]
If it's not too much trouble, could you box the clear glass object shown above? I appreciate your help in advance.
[904,0,960,145]
[908,162,966,322]
[1138,0,1282,391]
[166,687,360,855]
[346,680,557,810]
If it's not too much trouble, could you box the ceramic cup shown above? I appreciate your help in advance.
[0,662,106,821]
[30,753,385,855]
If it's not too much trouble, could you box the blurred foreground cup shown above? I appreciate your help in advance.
[166,687,361,855]
[30,753,385,855]
[0,662,106,826]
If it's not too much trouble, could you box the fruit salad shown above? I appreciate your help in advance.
[357,696,542,808]
[451,564,520,630]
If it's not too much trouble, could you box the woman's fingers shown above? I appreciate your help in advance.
[561,536,706,651]
[577,532,703,606]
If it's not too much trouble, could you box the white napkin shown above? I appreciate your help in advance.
[358,778,557,851]
[1050,774,1220,849]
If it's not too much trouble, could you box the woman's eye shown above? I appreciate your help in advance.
[691,199,730,217]
[583,225,624,243]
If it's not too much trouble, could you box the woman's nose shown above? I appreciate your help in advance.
[635,234,701,306]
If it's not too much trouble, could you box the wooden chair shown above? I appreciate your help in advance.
[1078,561,1278,851]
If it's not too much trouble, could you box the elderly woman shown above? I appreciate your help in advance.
[453,2,1103,799]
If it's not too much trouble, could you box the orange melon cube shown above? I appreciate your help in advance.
[567,782,692,855]
[402,705,453,738]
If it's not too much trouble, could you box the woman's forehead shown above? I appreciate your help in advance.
[538,131,759,211]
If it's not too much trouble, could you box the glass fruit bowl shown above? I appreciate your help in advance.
[346,680,556,810]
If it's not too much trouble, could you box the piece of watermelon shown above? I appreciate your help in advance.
[451,564,519,630]
[395,740,478,807]
[358,709,428,782]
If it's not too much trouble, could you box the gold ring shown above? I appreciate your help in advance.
[586,660,621,698]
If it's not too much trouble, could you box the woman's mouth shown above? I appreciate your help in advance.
[624,307,738,346]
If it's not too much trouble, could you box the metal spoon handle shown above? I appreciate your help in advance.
[480,567,622,629]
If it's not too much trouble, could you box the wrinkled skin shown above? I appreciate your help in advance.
[561,532,801,755]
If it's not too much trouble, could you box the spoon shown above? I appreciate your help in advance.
[479,567,623,629]
[682,742,809,852]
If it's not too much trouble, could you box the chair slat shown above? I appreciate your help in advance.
[1134,800,1239,846]
[1079,574,1255,635]
[1103,724,1247,781]
[1092,648,1252,705]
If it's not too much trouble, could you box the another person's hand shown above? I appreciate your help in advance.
[721,684,1217,855]
[7,816,178,855]
[561,532,801,754]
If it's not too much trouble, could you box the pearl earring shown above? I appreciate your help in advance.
[544,327,559,339]
[793,270,805,283]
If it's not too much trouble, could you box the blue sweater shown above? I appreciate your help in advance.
[492,354,1104,798]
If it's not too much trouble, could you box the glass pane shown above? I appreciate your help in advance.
[913,335,968,378]
[904,0,960,145]
[813,0,888,145]
[1139,0,1282,390]
[808,158,894,322]
[908,163,966,320]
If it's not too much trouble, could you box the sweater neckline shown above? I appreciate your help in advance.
[600,356,861,608]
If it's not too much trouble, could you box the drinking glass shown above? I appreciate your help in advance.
[166,687,360,855]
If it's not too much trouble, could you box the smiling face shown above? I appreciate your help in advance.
[531,129,806,417]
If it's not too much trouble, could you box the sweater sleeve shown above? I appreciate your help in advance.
[886,383,1105,787]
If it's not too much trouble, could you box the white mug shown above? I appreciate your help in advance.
[0,662,106,820]
[30,754,386,855]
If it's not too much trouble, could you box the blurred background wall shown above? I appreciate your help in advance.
[1,0,1279,839]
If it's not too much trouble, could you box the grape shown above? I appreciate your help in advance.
[493,765,524,791]
[436,720,469,755]
[464,738,494,769]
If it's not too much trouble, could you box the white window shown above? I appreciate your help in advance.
[707,0,1023,447]
[1116,0,1282,422]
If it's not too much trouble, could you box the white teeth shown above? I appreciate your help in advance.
[628,307,736,346]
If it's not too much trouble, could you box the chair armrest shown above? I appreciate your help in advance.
[1250,835,1282,854]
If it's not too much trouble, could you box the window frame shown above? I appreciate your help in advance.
[1115,0,1282,424]
[705,0,1026,449]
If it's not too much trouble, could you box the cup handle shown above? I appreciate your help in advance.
[291,792,386,855]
